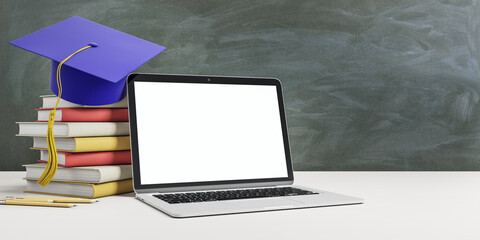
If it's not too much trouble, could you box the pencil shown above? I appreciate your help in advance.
[0,200,75,208]
[6,196,97,203]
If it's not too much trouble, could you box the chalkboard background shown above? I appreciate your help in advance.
[1,0,480,171]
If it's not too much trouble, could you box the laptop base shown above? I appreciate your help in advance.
[136,185,363,218]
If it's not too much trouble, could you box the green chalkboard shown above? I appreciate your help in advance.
[2,0,480,170]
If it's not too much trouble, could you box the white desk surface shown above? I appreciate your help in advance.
[1,171,479,240]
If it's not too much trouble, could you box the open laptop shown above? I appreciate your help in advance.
[127,73,363,218]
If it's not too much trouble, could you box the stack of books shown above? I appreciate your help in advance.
[16,95,133,198]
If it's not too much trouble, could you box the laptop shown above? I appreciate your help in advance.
[127,73,363,218]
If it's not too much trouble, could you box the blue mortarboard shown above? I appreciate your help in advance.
[10,16,166,105]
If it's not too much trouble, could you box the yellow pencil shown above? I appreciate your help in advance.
[5,196,97,203]
[0,199,75,208]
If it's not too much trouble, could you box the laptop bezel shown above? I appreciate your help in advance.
[127,73,294,193]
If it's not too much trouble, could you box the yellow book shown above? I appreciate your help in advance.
[31,136,130,152]
[25,179,133,198]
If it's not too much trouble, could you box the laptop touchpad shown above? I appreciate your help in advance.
[230,198,303,209]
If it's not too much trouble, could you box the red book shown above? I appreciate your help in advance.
[36,108,128,122]
[37,150,131,167]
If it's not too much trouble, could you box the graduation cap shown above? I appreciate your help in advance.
[10,16,166,186]
[10,16,166,105]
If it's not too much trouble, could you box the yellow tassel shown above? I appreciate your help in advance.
[37,45,92,186]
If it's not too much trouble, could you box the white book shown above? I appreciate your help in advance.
[26,180,97,198]
[24,163,132,183]
[40,95,128,108]
[34,137,77,151]
[17,122,130,137]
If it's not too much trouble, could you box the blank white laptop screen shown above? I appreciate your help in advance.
[134,82,288,185]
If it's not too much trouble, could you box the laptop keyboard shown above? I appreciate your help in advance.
[153,187,319,204]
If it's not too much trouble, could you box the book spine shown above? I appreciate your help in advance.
[37,151,131,167]
[25,164,132,183]
[41,96,128,109]
[96,165,132,183]
[66,122,130,137]
[74,136,131,152]
[37,108,128,122]
[24,191,92,199]
[17,122,130,137]
[92,179,133,198]
[25,179,133,198]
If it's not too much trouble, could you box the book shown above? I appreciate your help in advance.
[36,108,128,122]
[32,136,131,152]
[25,179,133,198]
[17,122,129,137]
[40,95,128,108]
[37,150,131,167]
[24,163,132,183]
